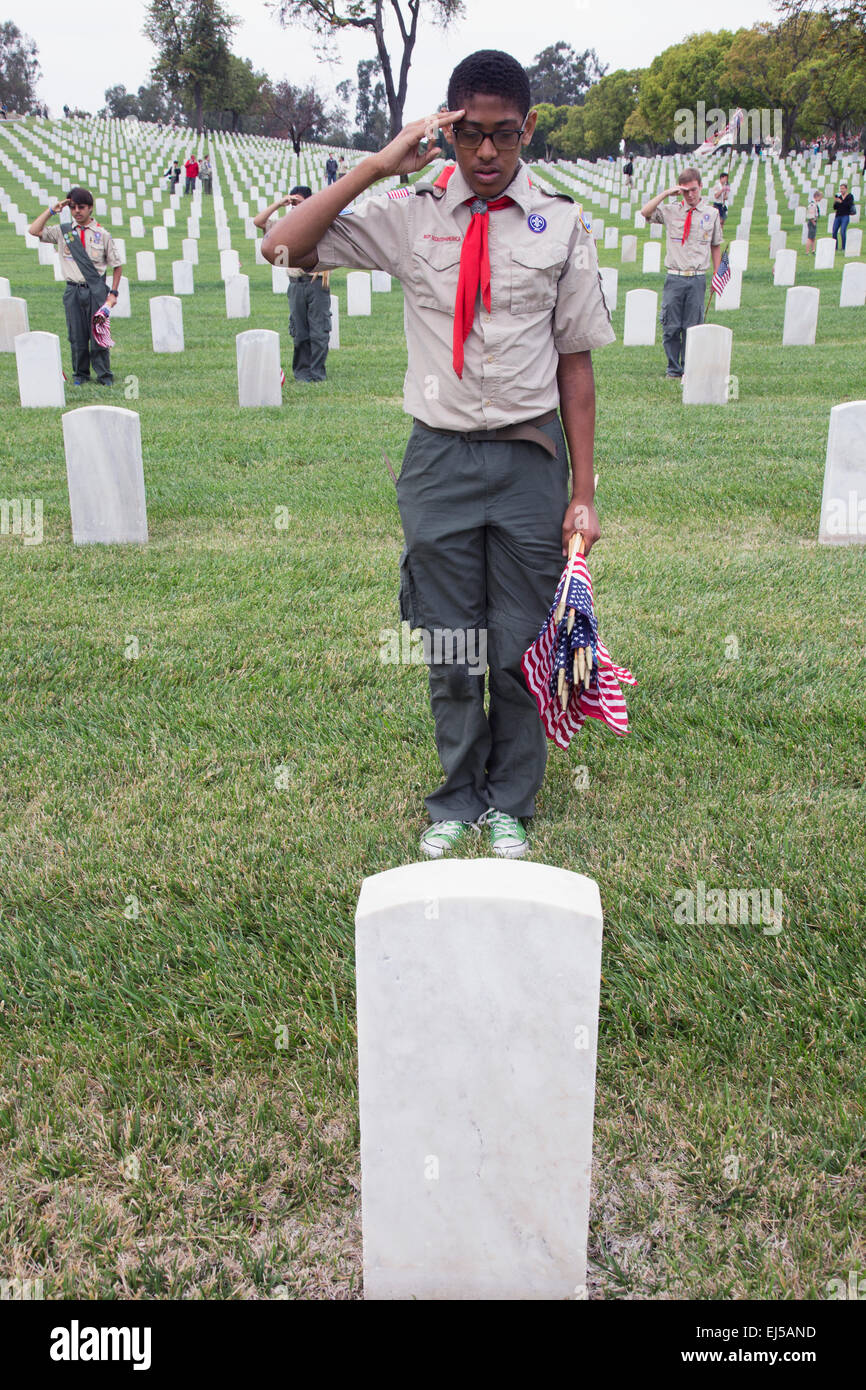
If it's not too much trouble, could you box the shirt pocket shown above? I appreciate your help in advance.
[411,238,462,312]
[510,239,568,315]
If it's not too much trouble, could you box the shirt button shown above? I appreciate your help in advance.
[484,314,491,322]
[484,399,491,406]
[486,355,494,363]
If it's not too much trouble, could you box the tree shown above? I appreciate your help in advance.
[273,1,464,141]
[526,102,570,160]
[629,30,739,147]
[526,41,606,107]
[552,69,641,159]
[263,80,328,152]
[338,57,390,149]
[0,21,40,111]
[203,53,267,130]
[144,0,236,133]
[724,10,823,153]
[103,85,140,120]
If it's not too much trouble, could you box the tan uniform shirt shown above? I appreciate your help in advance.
[711,181,730,205]
[650,198,722,272]
[313,160,615,431]
[39,219,122,283]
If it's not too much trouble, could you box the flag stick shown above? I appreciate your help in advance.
[705,241,729,318]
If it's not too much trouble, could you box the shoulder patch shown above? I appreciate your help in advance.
[577,205,592,234]
[538,187,574,204]
[387,186,413,201]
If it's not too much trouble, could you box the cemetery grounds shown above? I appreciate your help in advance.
[0,135,864,1299]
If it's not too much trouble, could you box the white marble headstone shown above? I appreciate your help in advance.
[129,216,145,238]
[136,251,156,282]
[642,242,661,273]
[347,271,372,316]
[328,294,340,349]
[623,288,657,346]
[682,323,732,405]
[153,225,169,251]
[150,295,184,352]
[715,268,742,310]
[814,238,835,270]
[839,262,866,308]
[845,229,862,258]
[621,235,637,263]
[15,330,65,407]
[220,249,240,280]
[105,273,130,317]
[0,278,10,298]
[225,274,250,319]
[782,285,819,346]
[818,401,866,545]
[172,260,193,295]
[356,859,603,1300]
[62,406,148,544]
[0,297,29,351]
[236,329,281,407]
[773,249,797,286]
[599,266,618,312]
[182,237,198,265]
[371,271,392,292]
[729,240,749,272]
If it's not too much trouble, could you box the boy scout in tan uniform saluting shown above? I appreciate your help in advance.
[255,187,332,382]
[263,49,614,861]
[641,168,722,380]
[29,186,122,386]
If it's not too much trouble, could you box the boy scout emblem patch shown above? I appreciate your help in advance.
[528,213,547,233]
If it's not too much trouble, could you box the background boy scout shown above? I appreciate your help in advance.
[641,169,722,379]
[29,187,122,385]
[263,49,614,860]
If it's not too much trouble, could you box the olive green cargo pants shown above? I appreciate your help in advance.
[396,415,569,824]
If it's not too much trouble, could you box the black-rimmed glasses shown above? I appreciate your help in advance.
[451,123,526,151]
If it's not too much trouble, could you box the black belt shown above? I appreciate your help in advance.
[415,408,559,459]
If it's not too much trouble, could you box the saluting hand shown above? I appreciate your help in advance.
[374,108,466,178]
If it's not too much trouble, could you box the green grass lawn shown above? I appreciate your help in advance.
[0,130,864,1299]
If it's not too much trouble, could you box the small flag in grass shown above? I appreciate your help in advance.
[711,249,731,297]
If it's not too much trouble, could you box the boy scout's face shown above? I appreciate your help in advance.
[679,180,701,208]
[444,94,537,201]
[69,202,92,225]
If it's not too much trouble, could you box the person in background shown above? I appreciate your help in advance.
[623,153,634,190]
[711,170,731,226]
[254,187,332,384]
[28,186,122,386]
[184,154,199,194]
[337,157,349,178]
[165,159,181,191]
[641,168,723,381]
[325,152,338,185]
[199,154,212,194]
[805,189,823,254]
[832,182,854,251]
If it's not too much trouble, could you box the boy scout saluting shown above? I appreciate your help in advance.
[254,187,332,383]
[641,168,722,380]
[29,186,122,386]
[263,48,614,861]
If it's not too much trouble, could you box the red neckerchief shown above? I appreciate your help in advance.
[434,164,515,378]
[681,200,694,243]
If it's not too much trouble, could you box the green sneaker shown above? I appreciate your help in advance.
[476,809,528,859]
[419,819,479,859]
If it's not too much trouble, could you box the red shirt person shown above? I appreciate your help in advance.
[184,157,199,193]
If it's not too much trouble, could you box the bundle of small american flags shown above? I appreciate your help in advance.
[91,303,114,348]
[521,540,636,750]
[711,249,731,298]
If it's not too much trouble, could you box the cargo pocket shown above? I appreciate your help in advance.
[398,545,422,629]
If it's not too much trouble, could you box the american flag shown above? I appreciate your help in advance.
[387,186,413,200]
[695,107,745,156]
[711,249,731,297]
[522,551,635,750]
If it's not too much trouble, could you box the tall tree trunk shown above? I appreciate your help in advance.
[194,78,203,134]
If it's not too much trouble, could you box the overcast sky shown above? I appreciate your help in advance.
[10,0,780,120]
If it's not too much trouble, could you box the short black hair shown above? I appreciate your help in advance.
[447,50,531,120]
[67,186,93,207]
[290,185,313,199]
